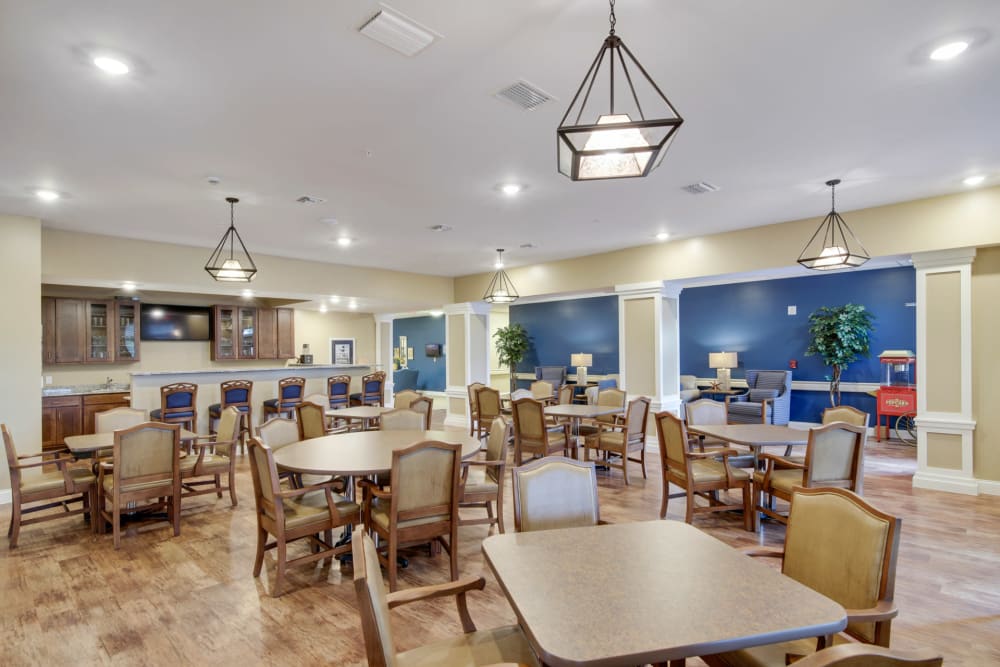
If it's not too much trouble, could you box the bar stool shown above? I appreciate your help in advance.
[150,382,198,432]
[327,375,351,410]
[262,377,305,421]
[208,380,253,451]
[349,371,385,407]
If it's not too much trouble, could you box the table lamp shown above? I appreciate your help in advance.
[708,351,738,391]
[571,353,593,386]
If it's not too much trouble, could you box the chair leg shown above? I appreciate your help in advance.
[9,501,21,547]
[253,526,267,577]
[89,488,99,534]
[640,448,647,479]
[622,451,630,485]
[215,474,223,499]
[228,467,238,507]
[684,488,695,524]
[388,540,398,592]
[113,504,122,549]
[172,492,181,537]
[496,501,505,534]
[273,539,287,597]
[660,478,669,519]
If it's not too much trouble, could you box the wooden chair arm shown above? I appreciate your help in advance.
[18,447,70,459]
[274,479,342,499]
[10,455,73,470]
[740,546,785,559]
[844,600,898,624]
[760,453,805,470]
[386,575,486,609]
[357,478,392,499]
[789,644,942,667]
[688,448,742,459]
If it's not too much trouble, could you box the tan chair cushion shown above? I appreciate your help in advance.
[179,453,230,474]
[673,459,750,484]
[463,467,499,496]
[102,477,173,495]
[396,623,541,667]
[283,489,358,530]
[21,467,94,494]
[370,498,449,531]
[753,468,805,495]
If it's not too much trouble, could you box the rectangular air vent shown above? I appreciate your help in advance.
[359,6,438,57]
[296,195,326,205]
[495,80,554,111]
[682,181,720,195]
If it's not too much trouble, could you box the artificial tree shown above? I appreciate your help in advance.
[493,323,530,393]
[806,303,876,407]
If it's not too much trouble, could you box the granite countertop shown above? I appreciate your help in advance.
[129,365,372,377]
[42,383,131,397]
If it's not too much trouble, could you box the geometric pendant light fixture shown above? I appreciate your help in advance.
[205,197,258,282]
[482,249,519,304]
[797,179,870,271]
[556,0,684,181]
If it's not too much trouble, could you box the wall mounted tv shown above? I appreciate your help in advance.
[140,304,212,341]
[425,343,443,358]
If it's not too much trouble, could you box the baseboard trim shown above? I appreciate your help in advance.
[977,479,1000,496]
[912,470,980,495]
[443,414,468,429]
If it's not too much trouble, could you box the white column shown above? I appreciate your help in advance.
[374,314,394,399]
[911,248,978,494]
[616,281,683,418]
[443,302,491,429]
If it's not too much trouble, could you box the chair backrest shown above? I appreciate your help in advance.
[215,406,241,456]
[595,387,627,425]
[220,379,252,409]
[822,405,870,427]
[409,397,433,429]
[623,397,651,443]
[557,385,574,405]
[530,380,554,400]
[511,397,547,441]
[390,440,461,521]
[685,398,727,426]
[584,386,599,405]
[510,388,532,401]
[113,422,180,488]
[2,424,22,492]
[327,375,351,408]
[352,532,399,667]
[393,389,421,409]
[747,370,792,394]
[476,387,502,421]
[534,365,567,387]
[257,418,299,450]
[467,382,486,415]
[295,402,328,440]
[784,487,901,645]
[95,407,148,433]
[804,422,866,490]
[361,372,386,404]
[160,382,197,415]
[791,644,942,667]
[379,409,426,431]
[654,411,690,473]
[277,377,306,405]
[303,393,329,408]
[512,456,600,532]
[247,438,281,523]
[485,417,511,484]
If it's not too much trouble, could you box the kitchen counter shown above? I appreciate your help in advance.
[129,365,371,377]
[42,384,131,397]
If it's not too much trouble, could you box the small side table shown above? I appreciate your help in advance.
[700,389,746,402]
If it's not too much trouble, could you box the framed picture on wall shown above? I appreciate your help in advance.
[330,338,355,366]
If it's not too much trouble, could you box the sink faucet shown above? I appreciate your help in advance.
[105,376,114,389]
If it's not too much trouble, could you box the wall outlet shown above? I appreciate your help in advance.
[787,305,797,316]
[44,375,53,385]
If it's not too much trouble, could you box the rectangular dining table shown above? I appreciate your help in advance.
[482,520,846,667]
[65,428,199,456]
[684,423,810,470]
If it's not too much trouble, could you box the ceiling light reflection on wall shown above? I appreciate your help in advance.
[348,301,358,310]
[329,295,341,303]
[929,41,969,61]
[319,304,328,313]
[241,289,254,298]
[797,179,870,271]
[121,282,136,292]
[656,232,669,241]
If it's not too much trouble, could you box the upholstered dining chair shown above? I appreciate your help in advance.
[208,379,253,446]
[466,382,486,436]
[583,396,650,484]
[150,382,198,431]
[352,532,540,667]
[774,403,871,460]
[557,384,574,405]
[702,487,902,667]
[512,456,601,533]
[180,405,239,507]
[511,397,573,466]
[685,398,754,468]
[327,374,351,410]
[460,417,510,533]
[294,401,329,440]
[393,389,421,409]
[654,411,753,531]
[474,387,502,440]
[529,380,556,404]
[409,396,433,430]
[256,418,299,450]
[94,406,148,458]
[754,422,866,529]
[378,408,426,431]
[577,387,627,438]
[247,438,358,597]
[351,371,386,407]
[726,370,793,425]
[262,376,305,421]
[97,421,182,549]
[3,424,96,548]
[784,645,941,667]
[359,440,462,591]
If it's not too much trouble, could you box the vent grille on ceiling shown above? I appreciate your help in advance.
[682,181,720,195]
[495,80,553,111]
[359,6,438,57]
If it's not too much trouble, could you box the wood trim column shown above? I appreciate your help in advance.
[443,302,491,429]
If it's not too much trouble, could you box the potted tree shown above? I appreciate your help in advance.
[493,323,530,394]
[806,303,876,407]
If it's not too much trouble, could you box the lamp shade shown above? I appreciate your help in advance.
[570,353,593,368]
[709,352,737,369]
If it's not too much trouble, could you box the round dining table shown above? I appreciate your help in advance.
[272,429,482,477]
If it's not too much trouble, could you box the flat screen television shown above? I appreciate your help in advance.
[140,304,211,341]
[425,343,442,358]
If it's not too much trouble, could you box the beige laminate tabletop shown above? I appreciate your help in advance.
[543,404,622,419]
[325,406,392,419]
[685,423,810,448]
[65,429,198,454]
[272,429,481,476]
[482,521,846,666]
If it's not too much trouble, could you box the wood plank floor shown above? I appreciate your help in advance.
[1,430,998,666]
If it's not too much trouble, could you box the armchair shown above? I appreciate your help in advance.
[679,374,701,402]
[180,405,239,507]
[393,389,421,409]
[534,365,567,387]
[379,408,426,430]
[474,387,502,440]
[512,456,601,532]
[726,370,792,425]
[467,382,486,436]
[582,396,650,484]
[460,417,510,533]
[511,397,573,465]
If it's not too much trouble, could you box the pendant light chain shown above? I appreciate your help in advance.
[608,0,616,35]
[831,180,837,212]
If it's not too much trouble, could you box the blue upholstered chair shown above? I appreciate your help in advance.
[534,366,567,388]
[327,375,351,411]
[350,371,385,407]
[726,370,793,425]
[262,377,305,421]
[150,382,198,431]
[208,380,253,446]
[392,368,419,392]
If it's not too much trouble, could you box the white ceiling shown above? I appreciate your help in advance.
[1,0,998,279]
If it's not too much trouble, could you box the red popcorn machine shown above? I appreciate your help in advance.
[874,350,916,443]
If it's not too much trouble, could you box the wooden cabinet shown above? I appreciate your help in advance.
[82,392,131,433]
[256,307,296,360]
[42,298,140,365]
[276,307,295,359]
[212,305,258,360]
[41,395,83,452]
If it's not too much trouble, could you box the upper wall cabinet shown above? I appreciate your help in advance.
[42,298,141,365]
[250,307,296,361]
[212,305,292,361]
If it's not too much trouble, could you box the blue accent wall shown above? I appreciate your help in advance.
[509,296,619,388]
[393,316,446,391]
[679,267,915,423]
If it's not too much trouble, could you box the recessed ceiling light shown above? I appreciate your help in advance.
[319,304,328,313]
[241,289,254,298]
[337,237,352,247]
[93,56,130,75]
[655,232,669,241]
[121,282,137,292]
[500,183,522,196]
[929,41,969,61]
[428,224,453,232]
[963,174,986,187]
[35,189,60,202]
[329,295,341,304]
[320,217,339,225]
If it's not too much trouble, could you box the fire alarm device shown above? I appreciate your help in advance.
[789,359,798,369]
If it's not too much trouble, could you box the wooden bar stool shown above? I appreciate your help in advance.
[208,379,253,451]
[262,377,305,421]
[150,382,198,432]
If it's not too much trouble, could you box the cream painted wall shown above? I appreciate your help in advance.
[972,246,1000,481]
[488,306,510,391]
[454,186,1000,301]
[624,298,656,396]
[1,216,42,494]
[447,314,466,387]
[924,272,962,413]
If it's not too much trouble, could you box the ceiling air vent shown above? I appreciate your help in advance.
[495,80,553,111]
[681,181,720,195]
[296,195,326,205]
[359,6,438,57]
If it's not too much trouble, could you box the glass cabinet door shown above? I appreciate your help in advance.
[214,306,237,360]
[238,307,257,359]
[116,301,140,361]
[85,301,113,363]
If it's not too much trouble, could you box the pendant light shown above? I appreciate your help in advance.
[205,197,258,282]
[482,249,519,304]
[797,179,870,271]
[557,0,684,181]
